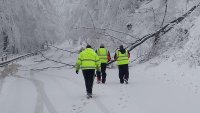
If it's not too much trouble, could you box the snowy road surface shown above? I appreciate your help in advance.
[0,58,200,113]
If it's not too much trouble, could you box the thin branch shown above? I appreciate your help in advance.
[88,11,96,30]
[160,0,168,27]
[38,51,75,67]
[128,1,200,52]
[107,1,200,65]
[106,28,139,39]
[97,32,129,45]
[130,53,149,63]
[74,26,139,39]
[151,8,156,27]
[48,45,78,54]
[31,65,69,71]
[34,59,47,63]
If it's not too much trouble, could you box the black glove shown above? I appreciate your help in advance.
[76,70,79,74]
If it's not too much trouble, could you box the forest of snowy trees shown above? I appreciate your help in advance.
[0,0,200,61]
[1,1,200,113]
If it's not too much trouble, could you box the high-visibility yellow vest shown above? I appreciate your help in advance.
[116,50,129,65]
[76,48,101,71]
[97,48,108,63]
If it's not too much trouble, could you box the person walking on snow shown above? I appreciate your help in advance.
[75,45,101,98]
[96,43,111,84]
[114,45,130,84]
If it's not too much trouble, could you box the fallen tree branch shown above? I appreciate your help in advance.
[34,59,47,63]
[97,32,129,44]
[74,26,139,39]
[128,2,200,52]
[130,53,149,63]
[31,65,69,71]
[38,51,75,67]
[48,45,78,54]
[107,2,200,65]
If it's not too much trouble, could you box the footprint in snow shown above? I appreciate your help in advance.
[71,104,83,113]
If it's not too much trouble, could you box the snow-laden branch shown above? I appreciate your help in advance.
[128,1,200,51]
[96,32,129,45]
[31,65,68,71]
[107,1,200,65]
[74,27,139,39]
[48,45,79,54]
[37,51,75,67]
[0,52,38,67]
[88,11,96,30]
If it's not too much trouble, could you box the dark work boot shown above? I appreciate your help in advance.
[120,79,124,84]
[124,79,128,84]
[87,93,92,98]
[102,78,106,84]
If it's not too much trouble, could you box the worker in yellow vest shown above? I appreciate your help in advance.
[75,45,101,98]
[114,45,130,84]
[96,43,111,84]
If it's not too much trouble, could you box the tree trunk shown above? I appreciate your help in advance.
[3,32,8,51]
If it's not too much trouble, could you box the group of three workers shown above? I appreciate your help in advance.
[75,44,130,98]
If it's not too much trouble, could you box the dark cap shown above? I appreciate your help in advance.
[86,44,92,48]
[119,45,124,49]
[100,43,105,48]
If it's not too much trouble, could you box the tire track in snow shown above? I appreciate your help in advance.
[39,72,80,98]
[5,74,45,113]
[93,98,111,113]
[34,91,44,113]
[30,70,58,113]
[0,78,4,94]
[0,70,7,94]
[59,76,111,113]
[33,70,112,113]
[33,71,88,113]
[46,74,91,113]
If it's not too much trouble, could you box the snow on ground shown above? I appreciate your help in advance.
[0,46,200,113]
[1,0,200,112]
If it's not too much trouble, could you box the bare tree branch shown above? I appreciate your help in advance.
[130,53,149,63]
[31,65,69,71]
[107,2,200,65]
[88,11,96,30]
[128,1,200,52]
[151,8,157,27]
[97,32,129,45]
[74,26,139,39]
[34,59,47,63]
[48,45,78,54]
[37,51,75,67]
[149,0,168,58]
[160,0,168,27]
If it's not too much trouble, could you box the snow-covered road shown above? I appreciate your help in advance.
[0,59,200,113]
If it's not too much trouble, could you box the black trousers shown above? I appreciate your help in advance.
[82,69,95,94]
[118,64,129,83]
[97,63,107,83]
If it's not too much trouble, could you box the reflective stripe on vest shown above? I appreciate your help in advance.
[78,58,100,62]
[116,50,129,65]
[97,48,108,63]
[80,66,96,69]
